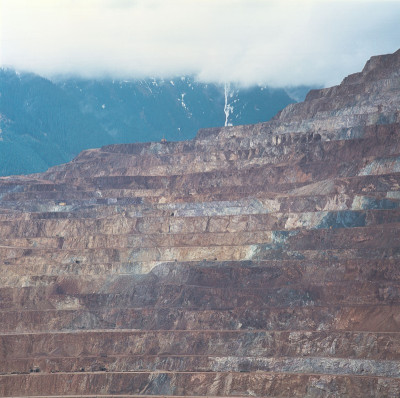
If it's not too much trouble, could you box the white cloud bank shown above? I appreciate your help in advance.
[1,0,400,87]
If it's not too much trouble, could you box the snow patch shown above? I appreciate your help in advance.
[179,93,192,117]
[140,80,153,94]
[181,93,187,109]
[224,83,234,127]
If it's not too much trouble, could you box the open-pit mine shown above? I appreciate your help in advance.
[0,50,400,397]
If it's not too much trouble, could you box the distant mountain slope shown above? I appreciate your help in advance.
[0,69,313,176]
[0,69,113,176]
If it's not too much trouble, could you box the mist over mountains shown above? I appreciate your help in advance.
[0,68,312,176]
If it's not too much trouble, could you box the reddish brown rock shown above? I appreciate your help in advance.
[0,49,400,397]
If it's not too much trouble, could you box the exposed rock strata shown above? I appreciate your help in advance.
[0,49,400,397]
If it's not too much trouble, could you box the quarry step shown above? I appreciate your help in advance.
[41,125,400,179]
[1,259,399,290]
[0,208,399,251]
[4,158,400,206]
[2,356,400,378]
[2,174,400,215]
[1,330,399,362]
[1,280,399,313]
[0,305,399,333]
[1,371,399,397]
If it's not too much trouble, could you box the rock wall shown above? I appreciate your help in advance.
[0,49,400,397]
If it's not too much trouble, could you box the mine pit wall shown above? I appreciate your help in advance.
[0,49,400,397]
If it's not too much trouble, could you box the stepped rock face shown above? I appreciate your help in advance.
[0,49,400,397]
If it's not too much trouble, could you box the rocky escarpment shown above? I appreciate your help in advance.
[0,49,399,397]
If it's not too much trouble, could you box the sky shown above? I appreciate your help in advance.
[1,0,400,87]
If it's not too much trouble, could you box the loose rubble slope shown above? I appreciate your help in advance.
[0,49,400,397]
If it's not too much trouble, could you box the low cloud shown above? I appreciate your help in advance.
[1,0,399,87]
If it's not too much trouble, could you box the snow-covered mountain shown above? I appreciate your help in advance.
[0,68,313,176]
